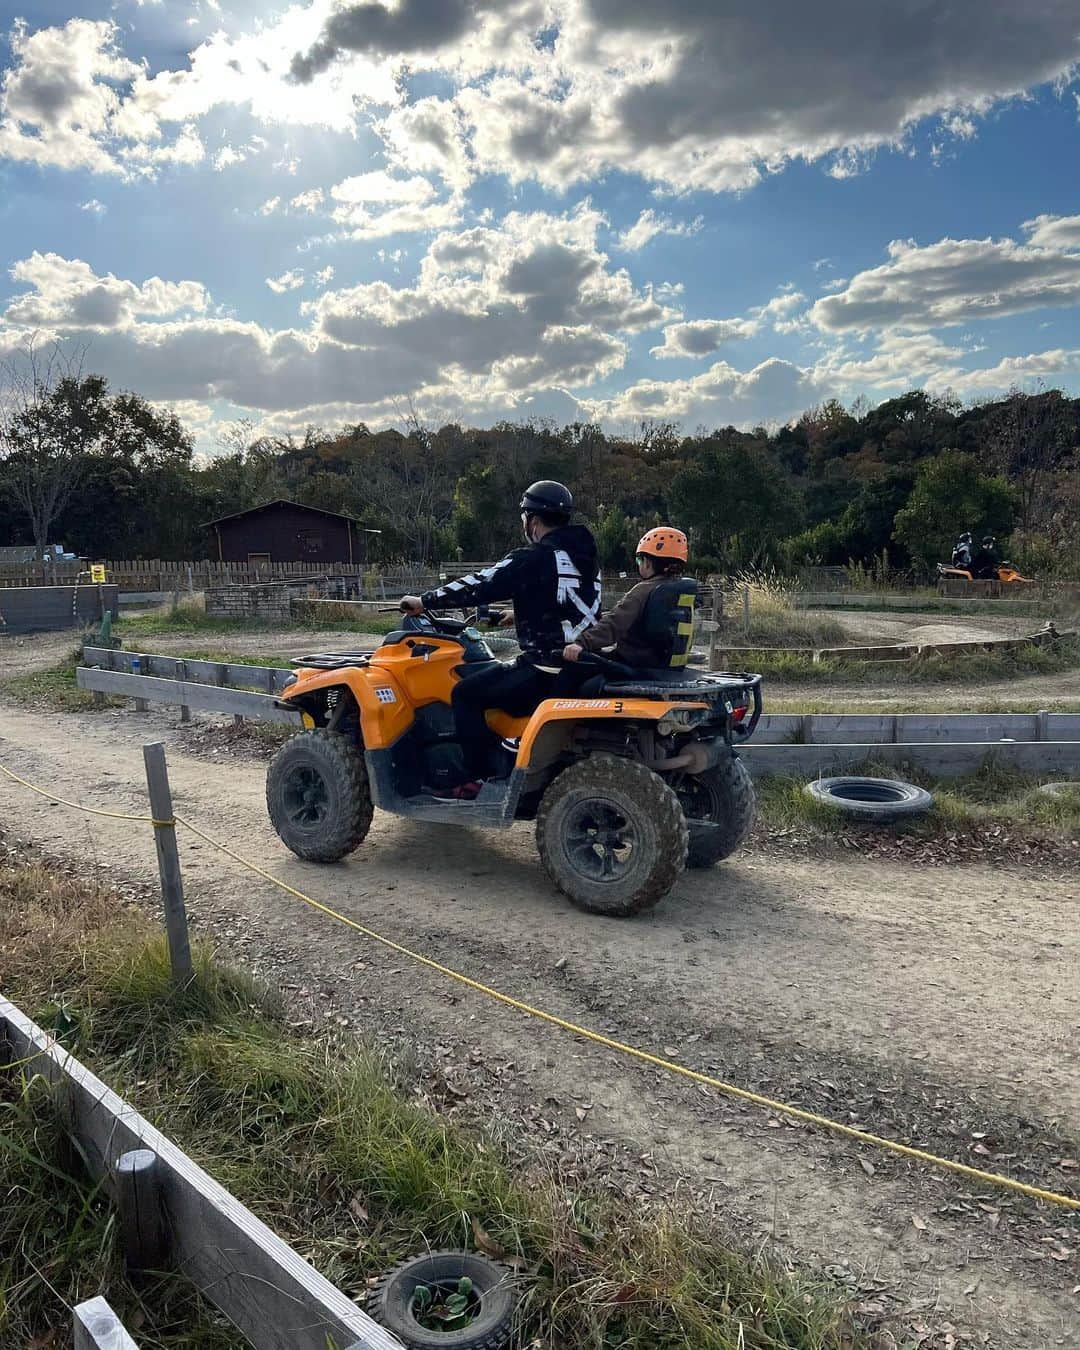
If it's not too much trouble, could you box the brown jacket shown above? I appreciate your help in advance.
[577,575,668,667]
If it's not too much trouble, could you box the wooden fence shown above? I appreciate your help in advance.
[0,994,402,1350]
[0,560,441,594]
[77,650,1080,779]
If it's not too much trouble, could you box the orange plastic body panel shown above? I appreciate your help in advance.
[280,636,711,760]
[515,696,709,767]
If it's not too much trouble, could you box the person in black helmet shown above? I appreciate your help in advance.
[401,481,601,800]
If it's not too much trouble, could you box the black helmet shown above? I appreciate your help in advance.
[520,480,573,522]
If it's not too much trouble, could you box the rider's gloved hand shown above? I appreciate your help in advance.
[400,596,424,615]
[563,643,583,661]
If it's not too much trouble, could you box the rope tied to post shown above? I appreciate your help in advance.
[1,753,1078,1213]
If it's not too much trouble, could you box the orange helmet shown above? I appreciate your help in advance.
[636,527,688,562]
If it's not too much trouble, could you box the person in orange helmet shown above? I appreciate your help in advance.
[563,526,696,671]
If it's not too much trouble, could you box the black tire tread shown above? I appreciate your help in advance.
[682,754,756,869]
[266,728,372,862]
[536,754,687,917]
[367,1249,515,1350]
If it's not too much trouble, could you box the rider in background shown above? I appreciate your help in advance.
[971,535,1000,579]
[401,481,600,799]
[563,527,696,672]
[952,532,973,569]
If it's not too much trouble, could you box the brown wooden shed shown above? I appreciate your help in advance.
[205,500,360,565]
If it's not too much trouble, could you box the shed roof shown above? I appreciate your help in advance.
[203,499,359,528]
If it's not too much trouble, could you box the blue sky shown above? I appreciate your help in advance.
[1,0,1078,450]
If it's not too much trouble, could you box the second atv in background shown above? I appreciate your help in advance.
[937,532,1032,587]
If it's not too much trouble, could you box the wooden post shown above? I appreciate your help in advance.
[73,1297,140,1349]
[113,1148,169,1273]
[142,742,194,985]
[179,660,190,723]
[1035,708,1049,742]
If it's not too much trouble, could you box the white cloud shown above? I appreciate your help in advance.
[80,198,107,215]
[1022,213,1080,250]
[328,0,1080,195]
[0,209,673,424]
[330,170,435,205]
[649,288,808,358]
[587,357,824,429]
[0,18,206,177]
[260,196,282,215]
[266,269,306,293]
[314,266,335,286]
[651,318,758,359]
[0,18,138,174]
[617,209,703,252]
[290,188,325,212]
[812,228,1080,333]
[814,332,971,390]
[4,253,208,329]
[932,347,1080,395]
[327,171,462,239]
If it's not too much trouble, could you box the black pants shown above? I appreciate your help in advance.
[451,659,556,780]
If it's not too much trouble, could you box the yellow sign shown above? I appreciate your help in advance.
[90,563,106,583]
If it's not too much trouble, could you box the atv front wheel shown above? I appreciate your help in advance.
[675,755,756,869]
[536,754,688,916]
[267,729,372,862]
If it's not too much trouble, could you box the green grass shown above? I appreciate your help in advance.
[120,599,401,639]
[0,845,870,1350]
[756,761,1080,841]
[3,650,121,712]
[732,637,1079,685]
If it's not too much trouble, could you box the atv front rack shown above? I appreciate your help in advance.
[293,652,372,670]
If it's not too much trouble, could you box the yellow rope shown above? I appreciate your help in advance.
[0,760,161,824]
[2,755,1077,1211]
[174,816,1080,1213]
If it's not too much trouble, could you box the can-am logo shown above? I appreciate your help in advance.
[552,699,612,711]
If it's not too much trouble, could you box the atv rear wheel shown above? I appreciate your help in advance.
[267,729,372,862]
[536,754,687,916]
[675,755,756,869]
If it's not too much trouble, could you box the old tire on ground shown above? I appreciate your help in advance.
[368,1250,516,1350]
[805,775,933,820]
[1038,781,1080,799]
[266,729,372,862]
[676,755,757,868]
[536,754,688,916]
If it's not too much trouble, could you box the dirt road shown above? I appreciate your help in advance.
[0,697,1076,1347]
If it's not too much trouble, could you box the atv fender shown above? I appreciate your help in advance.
[516,696,710,770]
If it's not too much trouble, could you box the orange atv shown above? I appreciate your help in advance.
[936,561,1032,584]
[267,607,763,916]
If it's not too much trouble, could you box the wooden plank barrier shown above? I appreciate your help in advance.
[0,996,403,1350]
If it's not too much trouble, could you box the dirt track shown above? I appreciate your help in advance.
[0,693,1077,1348]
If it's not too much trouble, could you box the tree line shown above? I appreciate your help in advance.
[1,341,1077,579]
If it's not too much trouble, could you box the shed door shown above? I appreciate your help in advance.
[247,552,271,569]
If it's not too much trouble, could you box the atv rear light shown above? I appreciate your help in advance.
[730,704,748,722]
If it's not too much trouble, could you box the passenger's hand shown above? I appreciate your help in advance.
[563,643,583,661]
[400,595,424,615]
[499,611,516,628]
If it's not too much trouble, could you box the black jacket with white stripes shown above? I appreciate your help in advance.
[421,525,601,662]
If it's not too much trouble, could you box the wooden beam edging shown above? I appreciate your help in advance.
[0,995,402,1350]
[739,740,1080,779]
[73,1296,140,1349]
[751,711,1080,745]
[76,668,303,726]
